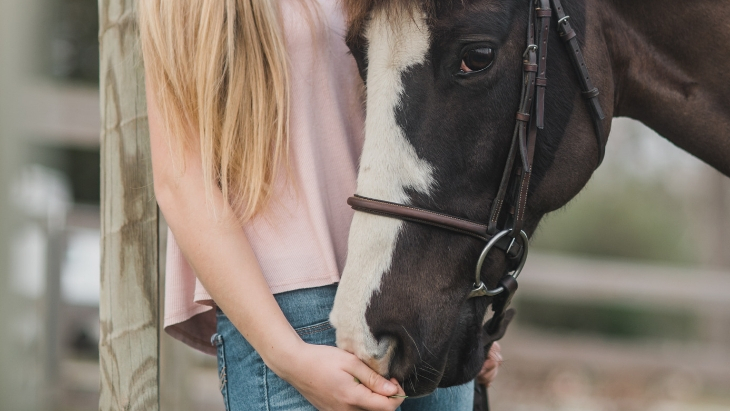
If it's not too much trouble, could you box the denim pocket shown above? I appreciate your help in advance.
[294,320,336,347]
[211,333,231,411]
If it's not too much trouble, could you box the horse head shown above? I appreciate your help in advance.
[330,0,730,397]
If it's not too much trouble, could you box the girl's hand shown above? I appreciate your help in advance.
[476,342,503,387]
[273,341,406,411]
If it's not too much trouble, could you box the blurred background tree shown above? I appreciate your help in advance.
[46,0,99,84]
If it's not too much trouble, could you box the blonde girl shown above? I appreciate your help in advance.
[138,1,501,410]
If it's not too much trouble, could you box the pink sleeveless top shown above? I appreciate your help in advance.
[163,0,364,354]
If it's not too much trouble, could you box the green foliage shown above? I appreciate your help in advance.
[534,178,698,264]
[47,0,99,84]
[515,296,697,341]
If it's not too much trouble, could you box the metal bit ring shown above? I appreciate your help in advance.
[469,230,529,299]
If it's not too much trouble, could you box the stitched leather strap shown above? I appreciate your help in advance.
[487,3,538,236]
[535,0,551,129]
[348,195,522,258]
[349,195,490,239]
[550,0,607,164]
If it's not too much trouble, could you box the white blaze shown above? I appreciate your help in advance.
[330,8,433,375]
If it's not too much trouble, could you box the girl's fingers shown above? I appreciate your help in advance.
[489,342,502,362]
[480,358,498,374]
[478,342,503,386]
[349,376,406,411]
[477,367,498,386]
[288,344,404,411]
[347,359,399,397]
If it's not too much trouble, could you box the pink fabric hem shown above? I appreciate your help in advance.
[268,276,339,295]
[164,303,212,326]
[271,276,340,294]
[164,307,217,356]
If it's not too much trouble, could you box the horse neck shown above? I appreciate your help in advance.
[598,0,730,177]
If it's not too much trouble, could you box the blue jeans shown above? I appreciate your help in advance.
[212,284,474,410]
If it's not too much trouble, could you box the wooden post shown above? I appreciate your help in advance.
[98,0,160,410]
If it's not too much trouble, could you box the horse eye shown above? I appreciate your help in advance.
[460,47,495,73]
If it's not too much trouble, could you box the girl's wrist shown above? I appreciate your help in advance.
[257,328,306,380]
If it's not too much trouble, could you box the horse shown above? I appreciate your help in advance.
[328,0,730,399]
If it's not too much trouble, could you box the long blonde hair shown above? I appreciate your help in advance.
[138,0,290,223]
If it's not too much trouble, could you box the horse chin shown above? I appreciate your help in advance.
[439,335,484,388]
[399,354,481,398]
[438,304,486,387]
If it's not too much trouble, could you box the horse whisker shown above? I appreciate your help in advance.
[418,366,440,375]
[401,325,422,361]
[414,367,438,384]
[421,342,438,359]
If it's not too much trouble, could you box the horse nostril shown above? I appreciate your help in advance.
[374,329,417,381]
[359,334,397,377]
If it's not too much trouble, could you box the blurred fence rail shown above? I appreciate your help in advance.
[98,0,160,410]
[491,254,730,410]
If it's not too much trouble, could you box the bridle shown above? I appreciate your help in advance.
[347,0,605,405]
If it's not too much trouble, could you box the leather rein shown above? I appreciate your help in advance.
[347,0,605,406]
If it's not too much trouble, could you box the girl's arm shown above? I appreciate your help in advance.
[146,80,405,411]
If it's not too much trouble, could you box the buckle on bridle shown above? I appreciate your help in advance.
[523,44,538,59]
[468,230,529,299]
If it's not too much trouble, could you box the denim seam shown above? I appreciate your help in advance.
[263,362,270,411]
[219,365,226,390]
[295,321,333,336]
[214,333,231,411]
